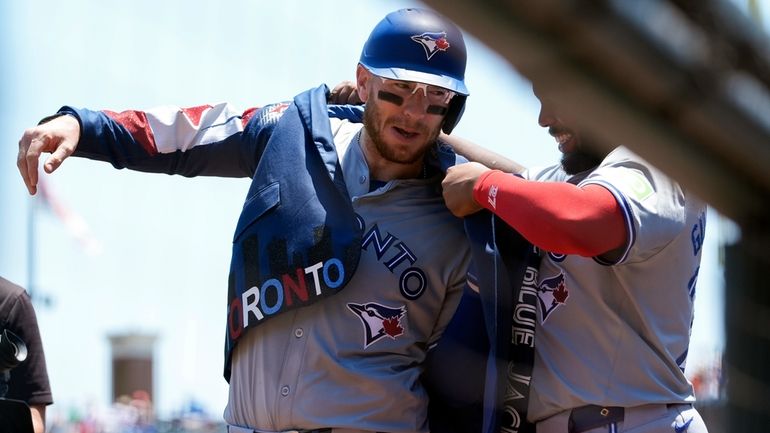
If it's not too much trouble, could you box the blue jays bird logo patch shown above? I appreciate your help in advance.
[537,272,569,322]
[410,32,450,60]
[347,302,406,348]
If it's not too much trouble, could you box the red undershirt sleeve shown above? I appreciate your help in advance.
[472,170,627,257]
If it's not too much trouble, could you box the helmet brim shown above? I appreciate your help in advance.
[364,65,469,96]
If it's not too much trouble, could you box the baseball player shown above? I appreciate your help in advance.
[439,82,710,433]
[17,9,472,433]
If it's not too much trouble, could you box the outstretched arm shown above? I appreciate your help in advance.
[17,102,274,195]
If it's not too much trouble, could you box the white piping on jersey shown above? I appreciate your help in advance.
[580,179,636,266]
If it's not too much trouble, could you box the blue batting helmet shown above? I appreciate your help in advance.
[359,8,469,133]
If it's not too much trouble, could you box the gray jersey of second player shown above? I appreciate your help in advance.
[523,147,706,422]
[224,119,470,433]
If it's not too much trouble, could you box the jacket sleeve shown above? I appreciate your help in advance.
[61,102,290,178]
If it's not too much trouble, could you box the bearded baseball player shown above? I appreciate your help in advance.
[439,81,710,433]
[18,8,474,433]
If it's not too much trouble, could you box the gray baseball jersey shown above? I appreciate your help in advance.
[522,147,706,422]
[224,119,470,433]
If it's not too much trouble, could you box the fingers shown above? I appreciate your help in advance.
[329,81,362,105]
[44,140,76,174]
[16,115,80,195]
[17,129,43,195]
[442,164,486,217]
[442,189,476,217]
[329,83,343,104]
[343,86,362,104]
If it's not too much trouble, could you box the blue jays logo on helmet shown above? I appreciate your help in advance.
[537,272,569,322]
[411,32,451,60]
[347,302,406,348]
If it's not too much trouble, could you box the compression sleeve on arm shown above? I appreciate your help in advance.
[472,170,626,257]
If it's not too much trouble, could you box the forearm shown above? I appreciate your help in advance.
[473,170,626,256]
[439,133,525,174]
[30,404,45,433]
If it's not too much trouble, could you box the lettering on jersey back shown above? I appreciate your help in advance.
[691,211,706,256]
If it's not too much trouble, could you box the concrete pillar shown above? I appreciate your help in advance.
[108,333,157,405]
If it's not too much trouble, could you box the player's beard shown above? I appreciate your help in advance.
[559,129,605,175]
[363,97,439,166]
[561,149,604,175]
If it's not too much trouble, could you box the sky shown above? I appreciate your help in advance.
[1,0,761,421]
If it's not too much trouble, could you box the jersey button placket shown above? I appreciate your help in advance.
[276,310,309,421]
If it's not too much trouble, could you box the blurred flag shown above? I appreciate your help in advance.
[36,178,103,256]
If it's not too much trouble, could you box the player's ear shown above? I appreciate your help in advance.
[356,64,371,103]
